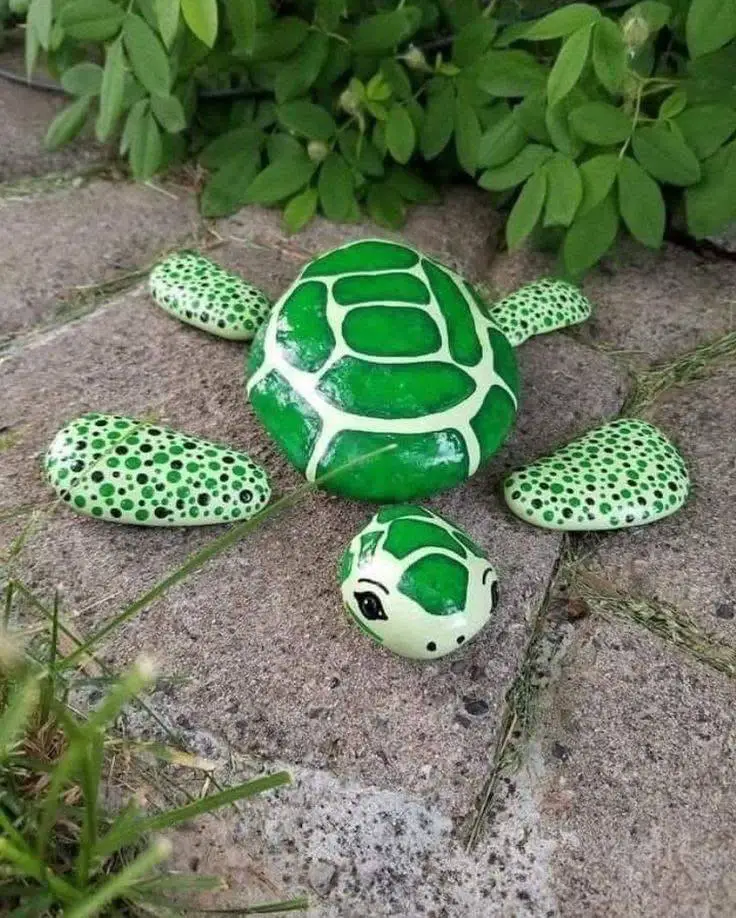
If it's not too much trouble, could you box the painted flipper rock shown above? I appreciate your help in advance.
[149,251,271,341]
[45,413,270,525]
[339,504,499,659]
[489,279,592,346]
[503,419,690,531]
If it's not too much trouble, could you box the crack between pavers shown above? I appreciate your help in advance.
[0,162,112,201]
[464,536,569,851]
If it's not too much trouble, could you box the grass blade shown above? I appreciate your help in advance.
[0,839,81,904]
[0,677,39,763]
[195,898,310,914]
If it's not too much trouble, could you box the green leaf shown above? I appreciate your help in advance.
[578,153,619,214]
[226,0,256,51]
[685,141,736,236]
[563,193,618,275]
[315,0,343,31]
[28,0,52,49]
[659,91,688,121]
[543,154,582,226]
[44,96,91,150]
[352,9,422,54]
[478,114,527,168]
[338,129,385,177]
[201,148,262,216]
[367,182,406,228]
[250,17,308,61]
[123,14,171,96]
[507,168,547,250]
[60,62,103,96]
[155,0,179,48]
[546,95,585,157]
[453,17,497,66]
[120,99,147,155]
[617,156,665,248]
[675,104,736,158]
[129,110,163,180]
[267,132,304,162]
[283,186,319,232]
[274,32,329,103]
[59,0,124,40]
[318,153,354,221]
[386,165,440,203]
[454,92,481,175]
[623,1,670,33]
[95,39,125,141]
[522,3,600,40]
[515,93,551,144]
[592,17,626,95]
[25,11,40,78]
[386,104,416,165]
[479,143,553,191]
[420,80,455,159]
[632,124,701,185]
[381,59,412,101]
[181,0,217,47]
[151,94,186,132]
[569,102,631,144]
[199,126,262,168]
[548,24,593,108]
[244,154,318,204]
[686,0,736,59]
[476,51,547,97]
[277,101,336,142]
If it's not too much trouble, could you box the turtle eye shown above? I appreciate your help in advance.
[354,591,387,621]
[491,580,499,608]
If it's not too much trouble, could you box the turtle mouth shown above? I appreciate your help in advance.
[344,604,384,644]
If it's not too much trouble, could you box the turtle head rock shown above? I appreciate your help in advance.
[339,505,499,660]
[245,239,520,502]
[488,278,592,347]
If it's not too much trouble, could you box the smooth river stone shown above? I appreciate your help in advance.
[339,505,499,660]
[489,279,592,347]
[503,418,690,531]
[45,413,270,525]
[246,239,520,503]
[149,251,271,341]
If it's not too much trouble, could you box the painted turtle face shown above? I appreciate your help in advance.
[339,506,499,660]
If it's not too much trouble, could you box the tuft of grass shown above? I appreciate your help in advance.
[623,330,736,416]
[569,568,736,678]
[0,600,306,916]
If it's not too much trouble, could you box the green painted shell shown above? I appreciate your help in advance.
[149,251,271,341]
[45,413,270,525]
[246,239,520,502]
[339,505,498,659]
[489,279,592,347]
[503,418,690,531]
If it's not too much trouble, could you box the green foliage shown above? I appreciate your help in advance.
[0,595,306,916]
[24,0,736,275]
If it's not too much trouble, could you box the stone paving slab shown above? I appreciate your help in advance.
[531,615,736,917]
[0,178,201,340]
[0,45,103,181]
[588,366,736,644]
[1,264,625,821]
[218,185,501,282]
[486,242,735,364]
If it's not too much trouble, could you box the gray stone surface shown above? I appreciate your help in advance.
[0,260,625,822]
[0,44,103,181]
[486,241,735,363]
[589,366,736,644]
[532,615,736,917]
[0,178,201,341]
[218,185,501,281]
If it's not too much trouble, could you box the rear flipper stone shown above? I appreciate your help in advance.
[503,418,690,531]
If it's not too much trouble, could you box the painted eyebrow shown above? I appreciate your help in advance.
[357,578,389,595]
[482,568,495,584]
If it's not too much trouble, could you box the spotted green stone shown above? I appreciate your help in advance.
[149,251,271,341]
[503,418,690,531]
[44,413,270,526]
[489,279,591,346]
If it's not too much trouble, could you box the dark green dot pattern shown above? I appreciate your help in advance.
[44,413,271,526]
[490,279,592,346]
[149,251,272,341]
[503,419,690,531]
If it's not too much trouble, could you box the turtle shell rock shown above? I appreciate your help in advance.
[246,240,519,502]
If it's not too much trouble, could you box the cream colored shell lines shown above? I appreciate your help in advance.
[246,244,517,482]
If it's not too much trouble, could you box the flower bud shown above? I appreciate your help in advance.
[307,141,329,163]
[622,15,649,51]
[404,46,428,71]
[339,88,361,115]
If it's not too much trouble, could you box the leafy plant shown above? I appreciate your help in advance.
[18,0,736,274]
[0,599,306,916]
